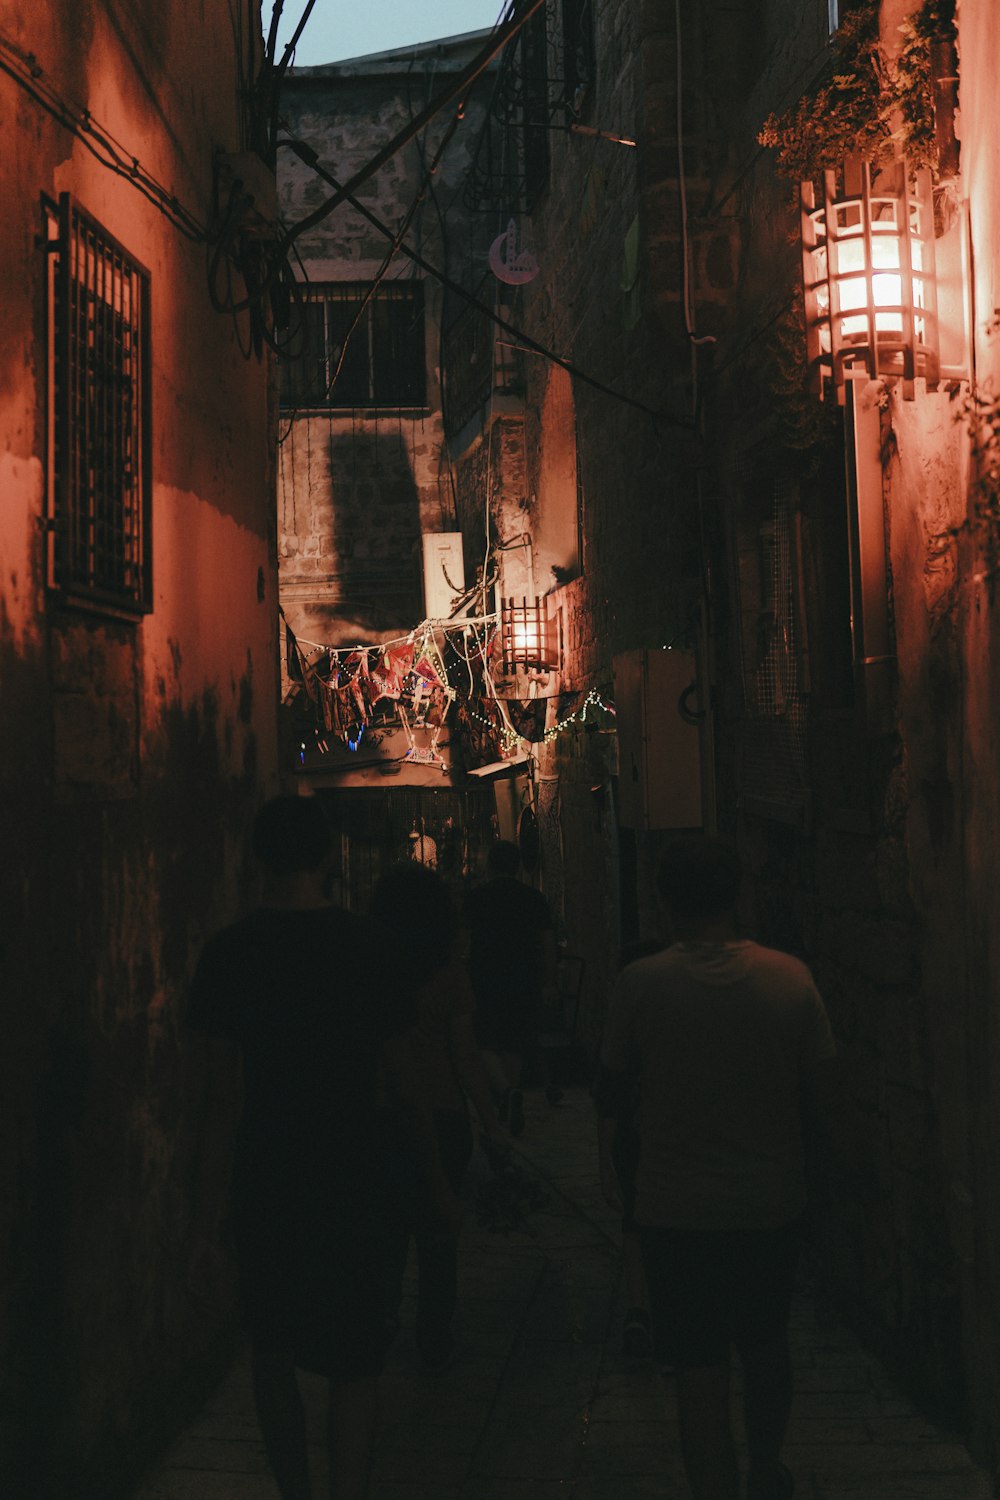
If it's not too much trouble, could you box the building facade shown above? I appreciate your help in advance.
[280,0,1000,1476]
[1,2,279,1492]
[276,34,511,898]
[699,0,999,1468]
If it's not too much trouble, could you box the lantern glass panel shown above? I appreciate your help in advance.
[837,275,868,313]
[871,198,898,226]
[838,238,867,274]
[835,202,862,230]
[871,237,900,270]
[872,272,903,308]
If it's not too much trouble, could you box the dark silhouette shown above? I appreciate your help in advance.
[371,861,504,1373]
[186,795,456,1500]
[598,835,838,1500]
[464,839,557,1137]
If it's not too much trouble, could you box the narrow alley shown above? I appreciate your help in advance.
[132,1090,989,1500]
[7,3,1000,1496]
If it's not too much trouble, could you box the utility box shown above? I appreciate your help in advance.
[422,532,465,621]
[613,648,703,830]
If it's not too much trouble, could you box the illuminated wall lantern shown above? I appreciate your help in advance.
[501,596,560,673]
[801,154,940,402]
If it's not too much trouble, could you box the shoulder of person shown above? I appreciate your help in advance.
[618,945,679,987]
[745,942,821,992]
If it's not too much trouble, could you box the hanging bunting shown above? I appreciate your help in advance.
[369,642,415,706]
[507,698,548,744]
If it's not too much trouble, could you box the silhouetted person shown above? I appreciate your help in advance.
[187,795,456,1500]
[598,836,838,1500]
[464,839,556,1137]
[370,862,504,1372]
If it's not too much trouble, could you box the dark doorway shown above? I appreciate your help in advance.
[317,785,498,915]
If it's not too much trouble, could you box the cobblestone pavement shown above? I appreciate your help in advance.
[132,1089,993,1500]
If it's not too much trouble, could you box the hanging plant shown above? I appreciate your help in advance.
[758,4,888,182]
[763,286,840,458]
[758,0,953,185]
[894,0,956,171]
[951,317,1000,584]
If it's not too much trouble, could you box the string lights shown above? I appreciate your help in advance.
[285,608,615,769]
[542,690,616,743]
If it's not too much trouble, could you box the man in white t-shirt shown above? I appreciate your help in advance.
[598,836,837,1500]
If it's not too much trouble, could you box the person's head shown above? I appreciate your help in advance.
[618,937,664,972]
[371,860,457,957]
[487,839,521,879]
[655,835,742,935]
[252,795,333,878]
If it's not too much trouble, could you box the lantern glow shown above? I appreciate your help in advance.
[501,596,560,673]
[801,155,939,401]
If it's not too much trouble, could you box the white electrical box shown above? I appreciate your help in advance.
[422,533,465,621]
[613,648,703,830]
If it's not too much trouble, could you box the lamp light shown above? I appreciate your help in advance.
[501,596,560,673]
[801,154,939,402]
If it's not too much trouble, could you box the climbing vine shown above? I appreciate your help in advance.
[758,0,955,184]
[952,318,1000,583]
[761,286,841,464]
[759,5,887,180]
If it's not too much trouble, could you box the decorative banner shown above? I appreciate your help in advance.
[507,697,548,743]
[283,616,611,772]
[370,642,415,706]
[488,218,539,285]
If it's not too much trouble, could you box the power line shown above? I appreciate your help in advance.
[0,28,207,240]
[219,0,548,316]
[281,139,693,431]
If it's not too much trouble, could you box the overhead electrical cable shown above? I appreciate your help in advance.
[281,139,693,430]
[0,28,207,240]
[218,0,548,316]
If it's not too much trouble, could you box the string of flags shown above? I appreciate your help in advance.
[282,613,615,770]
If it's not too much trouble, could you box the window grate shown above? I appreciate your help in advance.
[52,195,151,613]
[279,282,426,410]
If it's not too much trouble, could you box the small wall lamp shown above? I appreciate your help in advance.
[501,596,560,673]
[801,154,940,402]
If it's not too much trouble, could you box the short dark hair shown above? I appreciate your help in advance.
[251,795,333,876]
[488,840,521,878]
[655,836,741,924]
[371,861,456,960]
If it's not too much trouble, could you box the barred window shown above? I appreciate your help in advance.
[48,195,152,614]
[280,282,426,410]
[520,7,550,205]
[562,0,596,120]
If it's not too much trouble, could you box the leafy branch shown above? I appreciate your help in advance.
[758,0,955,184]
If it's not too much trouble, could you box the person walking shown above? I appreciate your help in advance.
[597,835,838,1500]
[464,839,557,1137]
[371,860,505,1373]
[186,796,458,1500]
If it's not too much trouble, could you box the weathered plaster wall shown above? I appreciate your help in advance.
[0,2,278,1492]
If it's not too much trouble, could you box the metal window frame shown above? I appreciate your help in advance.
[280,280,427,411]
[47,193,152,616]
